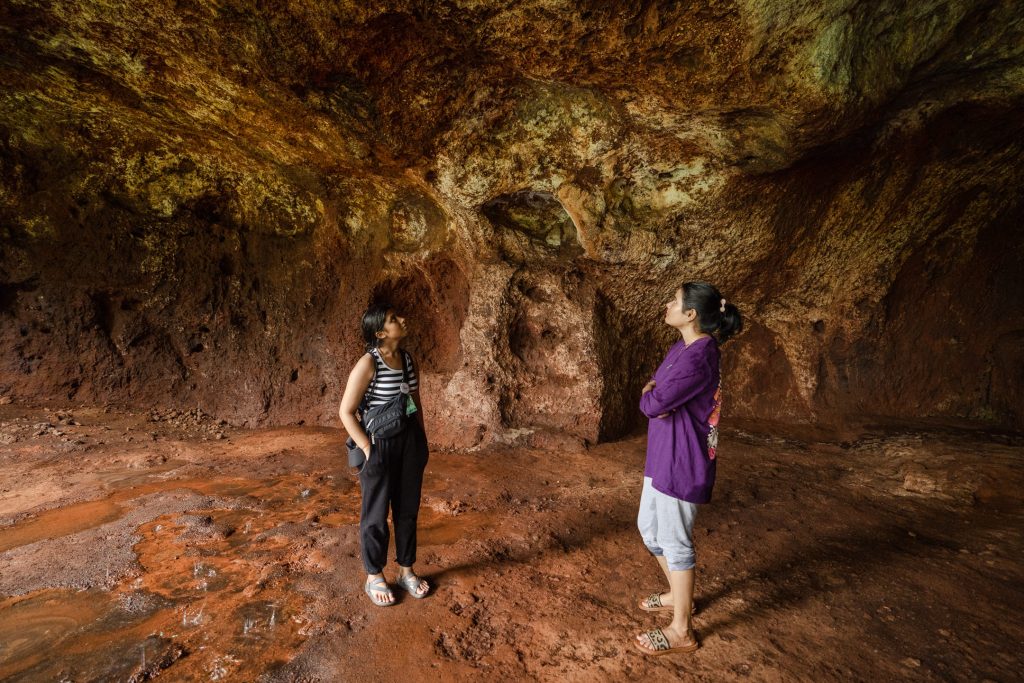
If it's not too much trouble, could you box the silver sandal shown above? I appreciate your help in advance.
[395,572,430,599]
[364,577,395,606]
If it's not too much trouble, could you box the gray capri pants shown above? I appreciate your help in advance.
[637,476,698,571]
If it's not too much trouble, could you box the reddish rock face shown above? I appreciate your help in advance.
[1,1,1022,445]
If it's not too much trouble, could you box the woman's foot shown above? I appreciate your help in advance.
[634,625,699,655]
[365,574,395,606]
[638,591,698,614]
[396,567,430,598]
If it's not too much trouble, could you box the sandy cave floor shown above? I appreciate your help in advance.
[0,402,1022,682]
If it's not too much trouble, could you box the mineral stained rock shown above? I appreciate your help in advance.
[1,1,1022,447]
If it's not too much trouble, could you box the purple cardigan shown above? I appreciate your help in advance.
[640,336,721,504]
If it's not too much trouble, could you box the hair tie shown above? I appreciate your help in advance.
[720,298,727,313]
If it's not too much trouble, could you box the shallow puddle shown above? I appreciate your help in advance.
[0,498,125,553]
[0,590,110,677]
[0,465,358,681]
[0,468,343,554]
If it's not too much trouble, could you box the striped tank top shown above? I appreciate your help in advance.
[363,348,419,408]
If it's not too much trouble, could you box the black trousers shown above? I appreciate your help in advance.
[358,421,429,574]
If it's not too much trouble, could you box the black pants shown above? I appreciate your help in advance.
[358,421,429,574]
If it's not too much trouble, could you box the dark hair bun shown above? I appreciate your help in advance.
[681,282,743,344]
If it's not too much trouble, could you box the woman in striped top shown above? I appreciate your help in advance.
[338,303,431,606]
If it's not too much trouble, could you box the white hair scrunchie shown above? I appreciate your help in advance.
[720,298,727,313]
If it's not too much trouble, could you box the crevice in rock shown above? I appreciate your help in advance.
[482,190,583,258]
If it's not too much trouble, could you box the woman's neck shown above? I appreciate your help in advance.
[377,340,400,356]
[680,325,709,346]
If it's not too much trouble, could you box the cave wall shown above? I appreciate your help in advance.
[1,1,1022,445]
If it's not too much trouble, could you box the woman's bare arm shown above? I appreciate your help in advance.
[339,354,375,455]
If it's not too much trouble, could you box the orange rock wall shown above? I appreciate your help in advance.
[2,1,1022,445]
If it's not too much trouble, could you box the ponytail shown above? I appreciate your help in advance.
[361,303,390,352]
[717,302,743,344]
[681,282,744,345]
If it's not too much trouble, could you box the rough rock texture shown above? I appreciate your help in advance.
[2,1,1022,446]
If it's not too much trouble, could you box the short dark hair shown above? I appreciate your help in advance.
[681,282,743,344]
[361,303,391,352]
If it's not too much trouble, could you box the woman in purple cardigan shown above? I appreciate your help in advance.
[634,282,742,656]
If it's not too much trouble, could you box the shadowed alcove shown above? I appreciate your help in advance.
[369,258,470,375]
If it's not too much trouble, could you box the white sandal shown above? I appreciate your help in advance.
[364,577,395,606]
[395,572,430,599]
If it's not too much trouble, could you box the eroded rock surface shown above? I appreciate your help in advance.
[2,1,1022,444]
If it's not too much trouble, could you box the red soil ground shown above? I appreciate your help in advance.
[0,402,1022,681]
